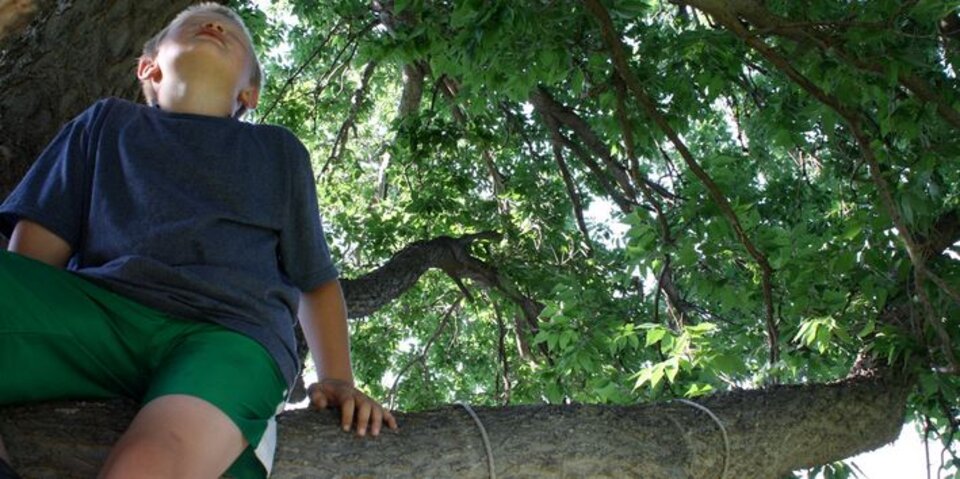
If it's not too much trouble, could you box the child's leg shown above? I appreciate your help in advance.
[0,250,154,405]
[1,249,286,477]
[101,323,287,479]
[99,394,246,479]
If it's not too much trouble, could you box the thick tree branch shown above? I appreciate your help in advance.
[291,233,548,401]
[1,374,911,477]
[339,232,541,325]
[0,0,199,198]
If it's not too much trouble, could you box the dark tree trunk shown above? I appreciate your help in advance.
[0,374,910,478]
[0,0,197,199]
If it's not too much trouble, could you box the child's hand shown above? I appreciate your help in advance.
[307,378,398,437]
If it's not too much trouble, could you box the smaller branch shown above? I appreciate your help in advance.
[493,301,512,405]
[258,20,346,123]
[440,76,467,123]
[387,296,463,409]
[551,137,594,254]
[849,121,959,370]
[530,87,638,202]
[481,149,511,216]
[613,75,673,243]
[924,269,960,306]
[537,103,635,213]
[613,76,643,190]
[321,61,378,175]
[653,257,668,327]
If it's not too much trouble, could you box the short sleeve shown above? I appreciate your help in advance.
[0,101,102,247]
[278,135,339,291]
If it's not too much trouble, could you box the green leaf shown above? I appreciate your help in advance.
[646,327,668,346]
[858,320,875,338]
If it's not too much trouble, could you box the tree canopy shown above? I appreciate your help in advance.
[224,0,960,475]
[1,0,958,476]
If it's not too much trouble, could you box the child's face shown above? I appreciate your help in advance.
[142,11,259,113]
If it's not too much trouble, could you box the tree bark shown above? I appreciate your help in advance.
[0,374,910,478]
[0,0,198,199]
[340,232,507,319]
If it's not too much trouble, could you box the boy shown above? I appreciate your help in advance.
[0,3,396,478]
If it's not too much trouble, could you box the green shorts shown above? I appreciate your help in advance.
[0,250,288,478]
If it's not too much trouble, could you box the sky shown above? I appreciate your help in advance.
[851,423,953,479]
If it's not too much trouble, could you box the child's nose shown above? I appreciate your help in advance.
[205,22,224,33]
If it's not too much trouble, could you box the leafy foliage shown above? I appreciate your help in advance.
[237,0,959,473]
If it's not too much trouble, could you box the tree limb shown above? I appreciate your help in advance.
[0,373,911,477]
[322,60,378,175]
[551,132,594,253]
[530,87,638,203]
[534,92,636,214]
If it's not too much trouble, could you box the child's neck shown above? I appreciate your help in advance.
[156,78,237,118]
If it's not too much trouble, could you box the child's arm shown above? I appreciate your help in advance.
[298,279,398,436]
[8,219,72,268]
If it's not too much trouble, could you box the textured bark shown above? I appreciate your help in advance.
[0,374,910,478]
[340,232,507,319]
[0,0,38,42]
[0,0,201,199]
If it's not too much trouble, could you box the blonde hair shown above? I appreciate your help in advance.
[139,2,263,118]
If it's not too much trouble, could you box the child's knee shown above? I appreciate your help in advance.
[100,395,245,479]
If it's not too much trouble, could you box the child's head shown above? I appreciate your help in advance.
[137,3,263,118]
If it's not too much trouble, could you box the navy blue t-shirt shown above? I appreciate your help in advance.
[0,98,339,387]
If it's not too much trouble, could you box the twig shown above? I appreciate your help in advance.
[493,301,512,405]
[258,20,346,123]
[387,296,464,409]
[551,136,594,254]
[321,61,378,175]
[536,101,635,214]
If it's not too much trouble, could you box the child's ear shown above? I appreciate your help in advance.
[238,86,260,111]
[137,56,161,82]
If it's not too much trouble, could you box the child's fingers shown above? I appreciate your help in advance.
[312,391,328,410]
[307,384,328,409]
[340,397,355,432]
[383,409,399,430]
[370,406,383,436]
[355,400,372,436]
